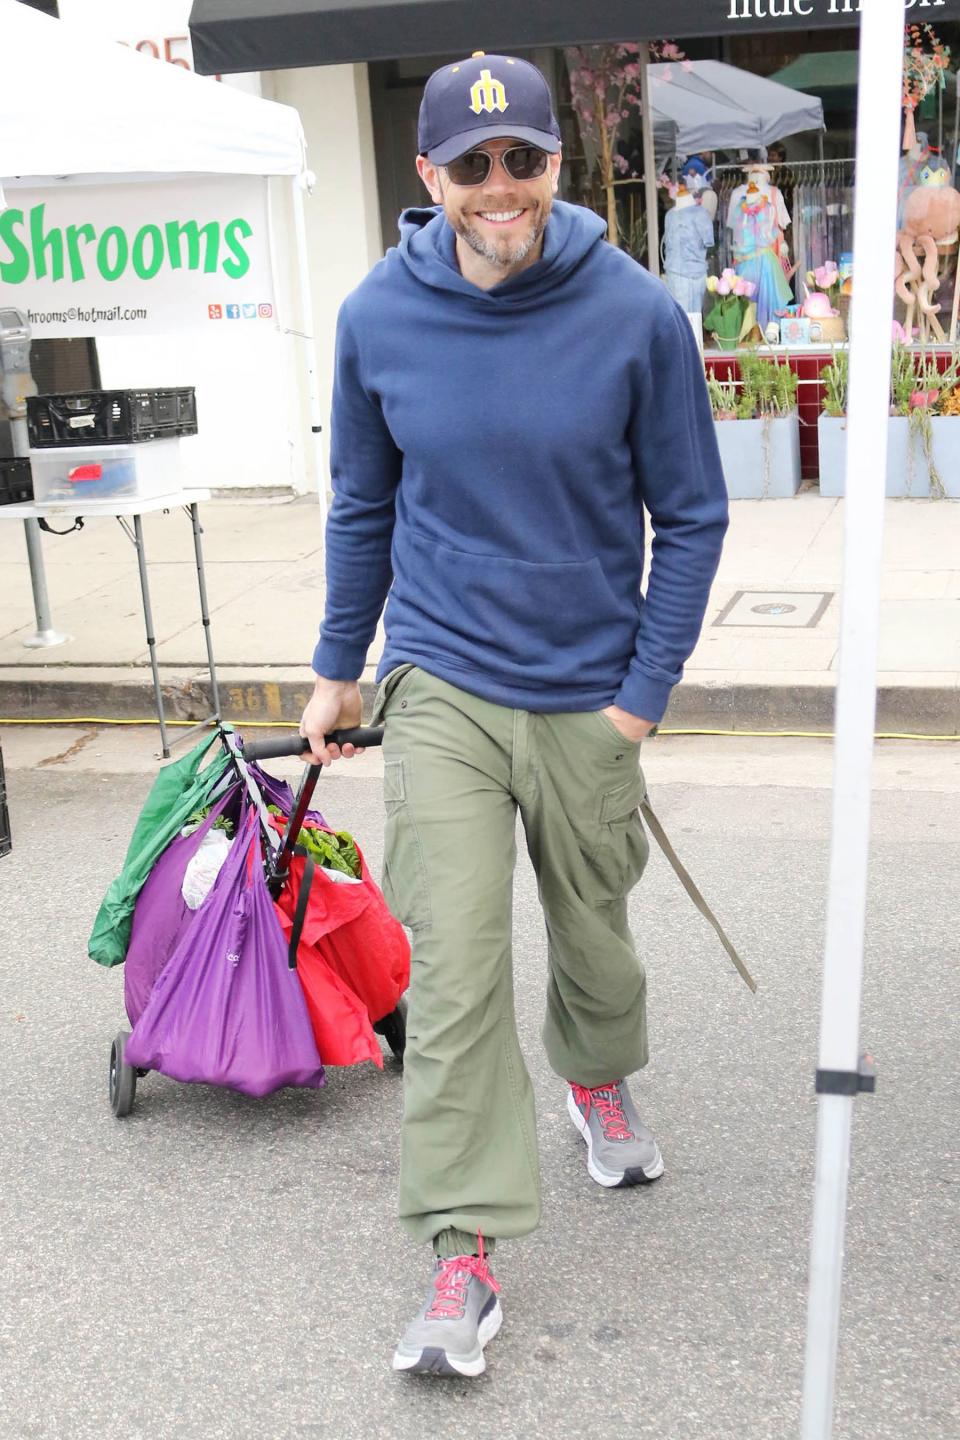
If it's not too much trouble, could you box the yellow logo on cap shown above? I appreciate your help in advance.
[469,68,508,116]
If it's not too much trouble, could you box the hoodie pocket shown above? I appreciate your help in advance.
[397,527,633,680]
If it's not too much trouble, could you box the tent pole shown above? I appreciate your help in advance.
[639,46,660,278]
[799,4,902,1438]
[3,388,68,653]
[292,174,327,525]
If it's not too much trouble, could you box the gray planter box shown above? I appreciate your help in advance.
[713,414,802,499]
[818,414,960,497]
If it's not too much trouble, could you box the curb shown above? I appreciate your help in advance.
[1,672,957,735]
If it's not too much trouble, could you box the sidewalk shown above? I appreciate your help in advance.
[1,492,958,733]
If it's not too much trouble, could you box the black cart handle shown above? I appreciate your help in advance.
[242,727,384,761]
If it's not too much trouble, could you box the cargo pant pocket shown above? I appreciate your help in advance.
[382,755,432,933]
[586,771,650,904]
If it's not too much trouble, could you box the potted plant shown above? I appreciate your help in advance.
[816,349,849,496]
[703,269,758,351]
[708,350,801,498]
[818,343,960,497]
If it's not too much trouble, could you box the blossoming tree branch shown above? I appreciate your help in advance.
[565,40,687,250]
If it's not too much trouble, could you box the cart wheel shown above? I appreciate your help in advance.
[109,1030,137,1118]
[373,997,407,1061]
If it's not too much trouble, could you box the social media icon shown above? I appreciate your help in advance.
[242,304,256,319]
[208,304,222,320]
[258,303,273,319]
[226,304,241,319]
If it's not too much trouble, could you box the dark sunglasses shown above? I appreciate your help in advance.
[444,144,549,187]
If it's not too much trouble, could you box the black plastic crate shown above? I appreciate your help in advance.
[0,457,33,506]
[27,388,197,447]
[0,746,10,859]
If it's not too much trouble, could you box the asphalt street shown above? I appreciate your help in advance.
[0,728,957,1440]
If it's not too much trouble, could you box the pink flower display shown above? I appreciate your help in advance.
[711,267,753,298]
[807,262,840,291]
[564,38,686,249]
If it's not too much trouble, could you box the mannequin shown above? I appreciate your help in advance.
[663,182,715,314]
[727,165,793,331]
[726,162,792,240]
[680,155,718,222]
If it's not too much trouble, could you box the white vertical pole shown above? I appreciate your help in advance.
[800,5,904,1439]
[639,48,660,278]
[291,174,327,526]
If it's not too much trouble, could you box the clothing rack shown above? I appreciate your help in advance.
[710,159,857,174]
[707,160,856,293]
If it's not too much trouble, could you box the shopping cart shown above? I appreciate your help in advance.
[108,724,408,1116]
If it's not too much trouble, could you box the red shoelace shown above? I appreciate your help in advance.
[425,1234,500,1321]
[571,1082,634,1143]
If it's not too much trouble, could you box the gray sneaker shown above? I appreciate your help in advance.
[392,1251,502,1377]
[568,1079,665,1188]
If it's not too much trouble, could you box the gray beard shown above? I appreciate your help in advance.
[456,212,547,269]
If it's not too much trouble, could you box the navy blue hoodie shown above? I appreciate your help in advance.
[314,201,728,723]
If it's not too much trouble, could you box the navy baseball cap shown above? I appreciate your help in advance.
[419,52,561,165]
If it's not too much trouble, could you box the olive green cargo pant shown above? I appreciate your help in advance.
[371,664,650,1255]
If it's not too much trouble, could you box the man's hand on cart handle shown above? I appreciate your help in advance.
[300,676,365,766]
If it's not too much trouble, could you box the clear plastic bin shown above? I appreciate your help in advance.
[28,439,182,505]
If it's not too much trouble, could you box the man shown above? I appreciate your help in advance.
[301,52,728,1379]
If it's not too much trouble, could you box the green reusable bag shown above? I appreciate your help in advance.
[88,732,232,968]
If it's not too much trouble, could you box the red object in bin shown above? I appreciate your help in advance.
[270,820,410,1069]
[67,464,103,483]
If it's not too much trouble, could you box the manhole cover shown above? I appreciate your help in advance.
[714,590,834,628]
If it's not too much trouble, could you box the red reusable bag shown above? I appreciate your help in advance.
[271,834,410,1069]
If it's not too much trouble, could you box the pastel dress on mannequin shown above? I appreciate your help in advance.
[663,186,715,313]
[728,177,793,331]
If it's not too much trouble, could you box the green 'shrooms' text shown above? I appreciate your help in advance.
[0,205,253,284]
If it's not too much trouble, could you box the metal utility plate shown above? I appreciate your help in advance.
[713,590,834,629]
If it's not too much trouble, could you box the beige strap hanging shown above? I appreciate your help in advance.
[640,796,758,994]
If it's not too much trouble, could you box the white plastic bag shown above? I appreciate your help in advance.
[181,828,233,910]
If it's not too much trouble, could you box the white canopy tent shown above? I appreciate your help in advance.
[0,0,323,649]
[801,7,903,1434]
[649,59,825,159]
[0,0,306,183]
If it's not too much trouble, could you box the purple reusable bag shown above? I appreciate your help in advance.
[124,807,325,1097]
[247,759,325,828]
[124,784,241,1027]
